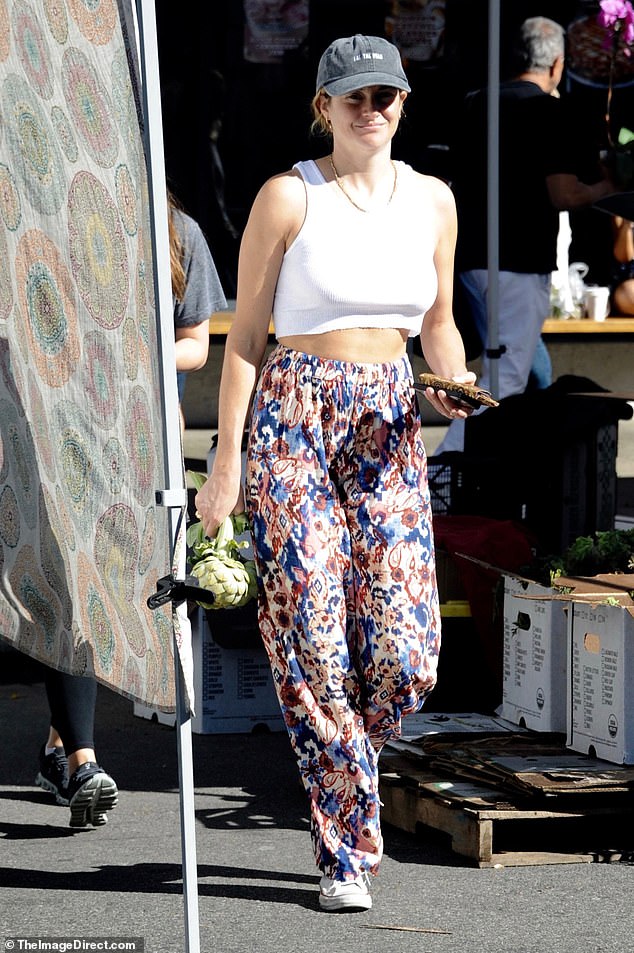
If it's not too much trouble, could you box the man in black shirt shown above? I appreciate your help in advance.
[438,16,614,453]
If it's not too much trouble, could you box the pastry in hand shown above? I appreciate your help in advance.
[415,373,500,409]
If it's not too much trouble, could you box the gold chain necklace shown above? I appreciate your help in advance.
[328,155,397,213]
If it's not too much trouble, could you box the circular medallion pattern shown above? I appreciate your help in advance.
[28,371,56,481]
[121,313,139,381]
[122,656,142,698]
[12,1,54,99]
[10,544,61,653]
[43,0,69,45]
[94,502,138,603]
[0,0,10,62]
[85,577,116,671]
[138,505,156,575]
[143,620,176,708]
[39,484,73,629]
[68,171,129,328]
[115,162,137,235]
[135,255,150,346]
[114,600,148,659]
[0,228,13,321]
[0,7,180,704]
[0,602,16,641]
[143,649,160,704]
[0,162,22,230]
[137,219,155,312]
[15,229,80,386]
[51,104,78,162]
[125,386,154,505]
[102,436,123,495]
[67,0,116,46]
[0,425,6,485]
[93,502,148,658]
[111,47,140,160]
[0,484,20,547]
[81,329,118,428]
[0,342,21,410]
[67,632,90,675]
[55,483,76,552]
[62,46,118,168]
[11,302,30,366]
[77,551,116,673]
[52,399,98,532]
[2,73,66,215]
[3,399,38,529]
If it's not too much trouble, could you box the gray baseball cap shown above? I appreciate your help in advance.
[316,34,411,96]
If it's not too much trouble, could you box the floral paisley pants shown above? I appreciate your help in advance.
[245,345,441,880]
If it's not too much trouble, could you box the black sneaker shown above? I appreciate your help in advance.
[67,762,118,828]
[35,745,69,805]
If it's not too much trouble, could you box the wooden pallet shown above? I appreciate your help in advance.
[379,762,634,868]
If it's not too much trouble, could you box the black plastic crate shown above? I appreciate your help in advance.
[427,455,461,515]
[454,380,632,552]
[428,452,525,521]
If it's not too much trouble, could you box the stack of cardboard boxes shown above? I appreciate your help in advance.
[500,570,634,764]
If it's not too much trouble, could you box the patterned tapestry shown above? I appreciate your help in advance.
[0,0,179,710]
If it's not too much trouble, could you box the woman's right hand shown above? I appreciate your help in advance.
[422,371,478,419]
[195,471,245,539]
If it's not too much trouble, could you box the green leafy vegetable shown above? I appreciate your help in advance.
[186,471,257,610]
[527,529,634,585]
[618,126,634,146]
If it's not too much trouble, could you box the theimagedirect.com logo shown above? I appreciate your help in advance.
[4,940,144,952]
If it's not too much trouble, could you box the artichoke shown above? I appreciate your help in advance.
[190,550,251,609]
[186,471,258,610]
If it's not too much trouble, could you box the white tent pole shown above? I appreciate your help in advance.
[134,2,200,952]
[487,0,501,398]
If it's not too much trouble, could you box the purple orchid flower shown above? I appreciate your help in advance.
[598,0,634,51]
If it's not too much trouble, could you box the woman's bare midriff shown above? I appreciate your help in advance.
[277,327,410,363]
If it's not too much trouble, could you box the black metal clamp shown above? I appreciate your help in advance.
[147,574,216,610]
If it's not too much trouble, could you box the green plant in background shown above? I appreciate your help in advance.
[186,471,257,610]
[613,125,634,189]
[547,528,634,577]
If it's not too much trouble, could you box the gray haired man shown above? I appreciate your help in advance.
[437,16,615,453]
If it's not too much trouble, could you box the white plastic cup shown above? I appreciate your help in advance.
[583,285,610,321]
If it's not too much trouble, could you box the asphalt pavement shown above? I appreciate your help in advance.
[3,408,634,953]
[1,649,633,953]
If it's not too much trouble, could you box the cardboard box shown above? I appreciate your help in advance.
[500,575,571,733]
[134,609,284,735]
[463,555,634,753]
[499,569,632,734]
[567,589,634,764]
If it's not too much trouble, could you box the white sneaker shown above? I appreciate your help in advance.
[319,873,372,912]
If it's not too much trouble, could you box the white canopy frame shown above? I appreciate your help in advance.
[134,2,201,951]
[487,0,501,398]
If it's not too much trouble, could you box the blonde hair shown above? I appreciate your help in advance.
[310,89,331,138]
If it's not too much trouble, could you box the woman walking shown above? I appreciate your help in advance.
[195,34,475,911]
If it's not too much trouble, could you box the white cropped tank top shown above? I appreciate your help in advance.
[273,159,438,339]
